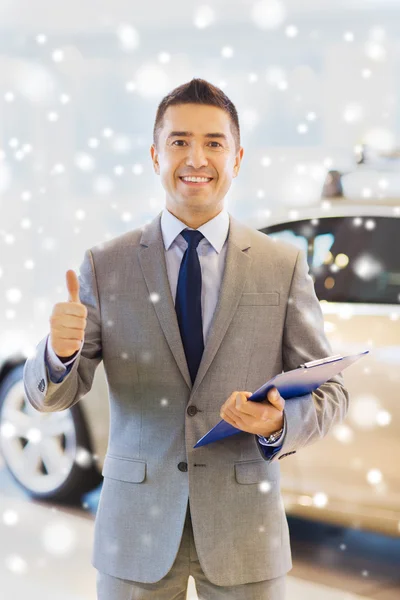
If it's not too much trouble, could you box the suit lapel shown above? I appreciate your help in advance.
[138,211,252,395]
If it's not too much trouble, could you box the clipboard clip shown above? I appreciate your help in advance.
[299,354,343,369]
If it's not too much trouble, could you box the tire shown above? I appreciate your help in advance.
[0,364,102,504]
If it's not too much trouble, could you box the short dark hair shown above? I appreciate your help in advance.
[153,78,240,153]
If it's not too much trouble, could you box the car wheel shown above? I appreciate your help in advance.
[0,364,102,504]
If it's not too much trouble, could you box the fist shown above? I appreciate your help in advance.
[49,270,88,358]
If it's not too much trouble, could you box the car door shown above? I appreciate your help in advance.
[260,215,400,529]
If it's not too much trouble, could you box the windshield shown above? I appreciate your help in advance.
[259,216,400,304]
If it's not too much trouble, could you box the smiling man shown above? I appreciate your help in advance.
[24,78,349,600]
[150,102,243,229]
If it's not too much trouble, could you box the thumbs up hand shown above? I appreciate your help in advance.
[49,270,88,358]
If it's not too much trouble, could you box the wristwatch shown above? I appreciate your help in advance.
[262,427,284,444]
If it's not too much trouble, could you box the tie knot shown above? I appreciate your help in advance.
[181,229,204,249]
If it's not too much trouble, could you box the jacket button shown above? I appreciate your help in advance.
[178,462,188,472]
[187,405,197,416]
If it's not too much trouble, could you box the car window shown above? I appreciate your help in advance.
[259,217,400,304]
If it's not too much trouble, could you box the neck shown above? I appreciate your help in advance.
[166,205,224,229]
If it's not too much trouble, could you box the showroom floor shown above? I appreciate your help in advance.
[0,463,399,600]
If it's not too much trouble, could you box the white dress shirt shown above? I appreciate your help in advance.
[45,207,286,449]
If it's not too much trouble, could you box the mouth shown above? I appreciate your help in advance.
[179,177,213,187]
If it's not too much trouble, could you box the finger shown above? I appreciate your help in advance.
[222,406,247,430]
[66,270,80,304]
[232,391,253,408]
[235,392,247,409]
[220,391,253,419]
[230,394,265,425]
[267,387,285,411]
[238,396,284,423]
[235,393,270,421]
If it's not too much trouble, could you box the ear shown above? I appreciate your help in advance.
[233,146,244,177]
[150,144,160,175]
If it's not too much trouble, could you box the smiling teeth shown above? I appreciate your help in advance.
[182,177,212,182]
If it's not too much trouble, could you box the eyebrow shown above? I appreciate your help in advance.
[166,131,228,142]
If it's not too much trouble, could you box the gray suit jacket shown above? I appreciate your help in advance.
[23,210,349,586]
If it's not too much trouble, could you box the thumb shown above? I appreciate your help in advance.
[66,270,80,303]
[267,387,285,411]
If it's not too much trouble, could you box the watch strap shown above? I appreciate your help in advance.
[264,427,284,444]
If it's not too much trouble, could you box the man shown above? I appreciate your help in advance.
[23,78,349,600]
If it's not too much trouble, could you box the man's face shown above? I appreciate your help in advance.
[150,103,244,219]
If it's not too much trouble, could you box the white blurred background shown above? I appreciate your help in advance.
[1,2,400,599]
[1,0,400,353]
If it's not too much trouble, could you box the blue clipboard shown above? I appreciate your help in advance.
[193,350,369,448]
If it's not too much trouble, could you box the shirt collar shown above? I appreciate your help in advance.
[160,207,230,254]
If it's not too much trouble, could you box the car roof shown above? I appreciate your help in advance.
[257,199,400,230]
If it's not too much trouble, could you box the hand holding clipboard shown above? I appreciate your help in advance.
[193,350,369,448]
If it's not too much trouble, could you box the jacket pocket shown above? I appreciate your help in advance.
[238,292,279,306]
[102,454,146,483]
[234,459,279,484]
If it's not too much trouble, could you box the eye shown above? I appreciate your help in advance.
[171,140,222,147]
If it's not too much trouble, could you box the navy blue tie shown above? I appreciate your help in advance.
[175,229,205,385]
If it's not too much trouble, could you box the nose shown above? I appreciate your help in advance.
[185,143,208,169]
